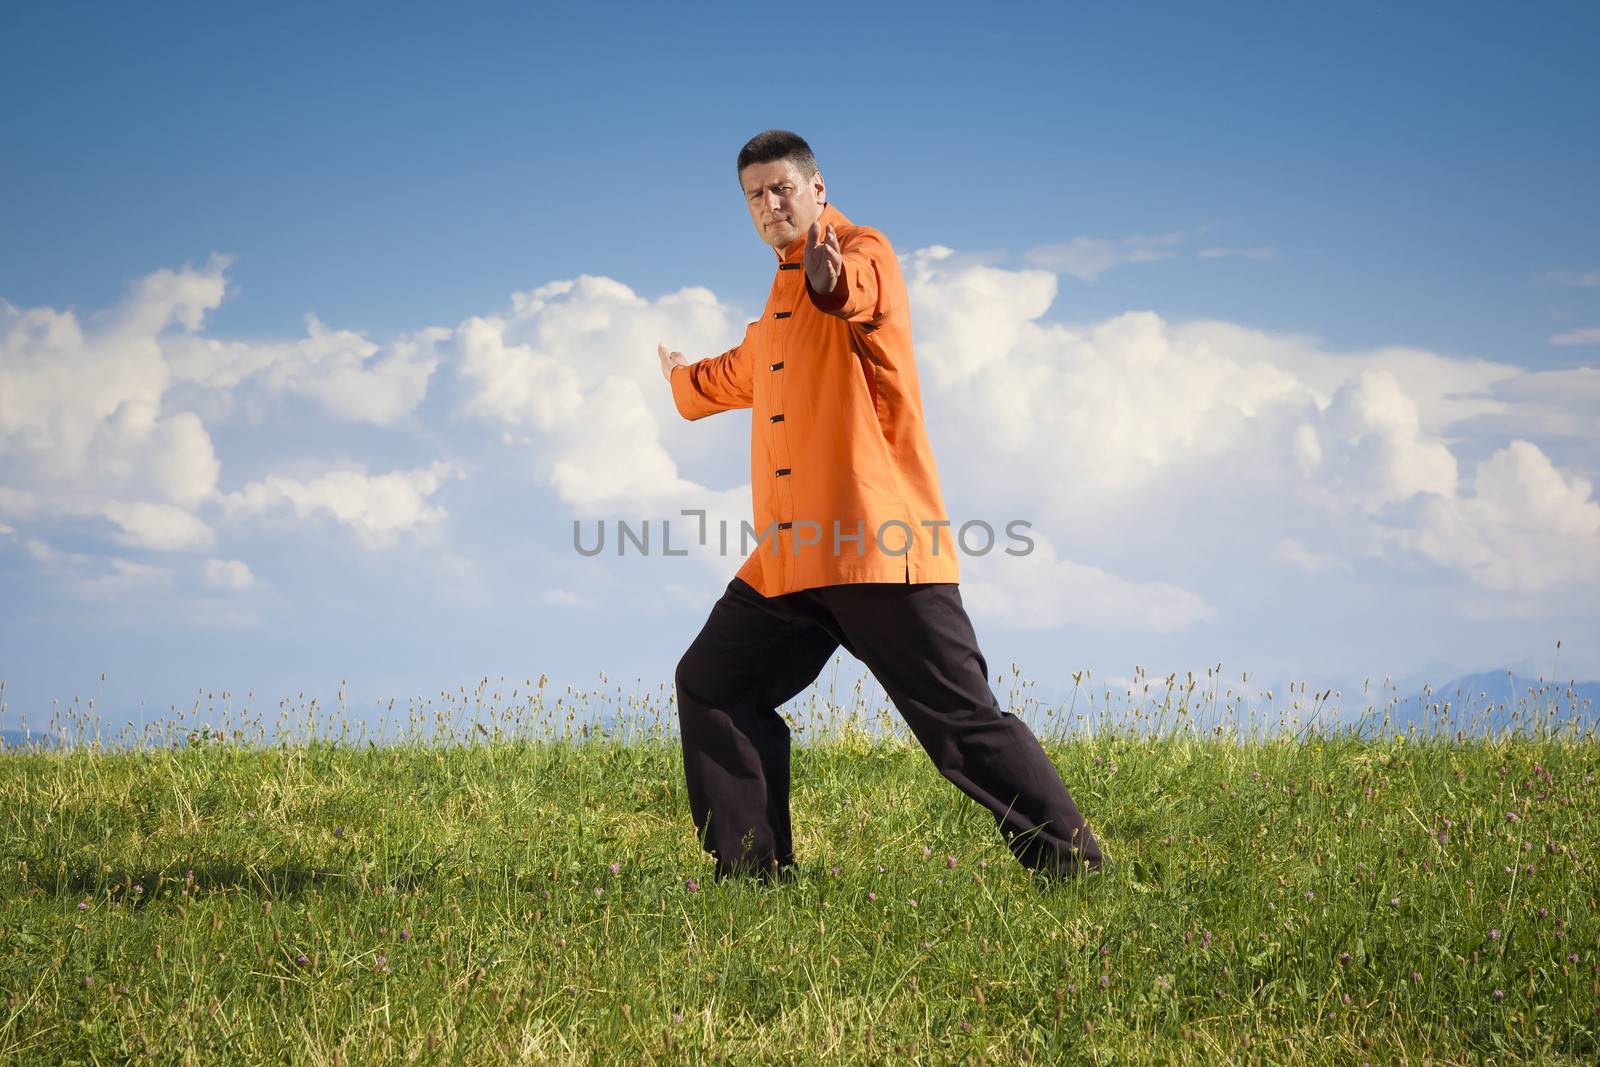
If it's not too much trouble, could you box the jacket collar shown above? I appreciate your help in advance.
[774,201,849,265]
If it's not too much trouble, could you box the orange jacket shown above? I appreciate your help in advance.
[670,200,961,597]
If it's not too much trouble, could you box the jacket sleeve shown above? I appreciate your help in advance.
[803,226,894,327]
[668,321,756,421]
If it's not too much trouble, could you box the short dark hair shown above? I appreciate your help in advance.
[736,130,819,183]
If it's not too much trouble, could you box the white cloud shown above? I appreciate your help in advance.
[1550,327,1600,347]
[1022,229,1190,281]
[906,250,1307,500]
[960,533,1216,632]
[72,557,174,601]
[1460,366,1600,438]
[1275,537,1354,575]
[904,251,1599,599]
[456,313,585,430]
[1,261,226,531]
[1167,323,1521,430]
[1540,269,1600,289]
[22,536,176,601]
[220,461,459,549]
[203,558,256,591]
[905,246,1058,389]
[1390,440,1600,592]
[1197,246,1279,261]
[102,501,216,551]
[1294,368,1459,514]
[0,254,465,614]
[0,487,36,517]
[453,274,759,541]
[164,315,444,424]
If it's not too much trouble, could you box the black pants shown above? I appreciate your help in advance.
[673,575,1101,879]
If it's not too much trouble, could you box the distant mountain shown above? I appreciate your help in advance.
[1371,670,1600,737]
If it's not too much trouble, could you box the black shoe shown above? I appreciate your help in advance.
[711,857,795,885]
[1031,853,1107,886]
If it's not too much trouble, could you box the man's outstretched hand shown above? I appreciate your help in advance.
[805,221,842,296]
[658,342,688,382]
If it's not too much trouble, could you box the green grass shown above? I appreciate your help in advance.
[1,671,1597,1064]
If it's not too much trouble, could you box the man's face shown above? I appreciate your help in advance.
[740,158,826,251]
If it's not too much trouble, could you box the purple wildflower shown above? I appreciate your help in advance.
[1099,975,1109,988]
[334,826,346,839]
[398,929,410,942]
[78,901,89,911]
[1489,929,1501,941]
[946,855,958,868]
[867,892,877,902]
[1493,989,1504,1002]
[295,954,310,966]
[685,877,700,893]
[608,862,621,875]
[1505,811,1519,823]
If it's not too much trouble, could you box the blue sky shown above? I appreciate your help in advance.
[3,1,1598,740]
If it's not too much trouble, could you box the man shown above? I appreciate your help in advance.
[656,129,1101,883]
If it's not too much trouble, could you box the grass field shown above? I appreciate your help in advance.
[1,668,1597,1064]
